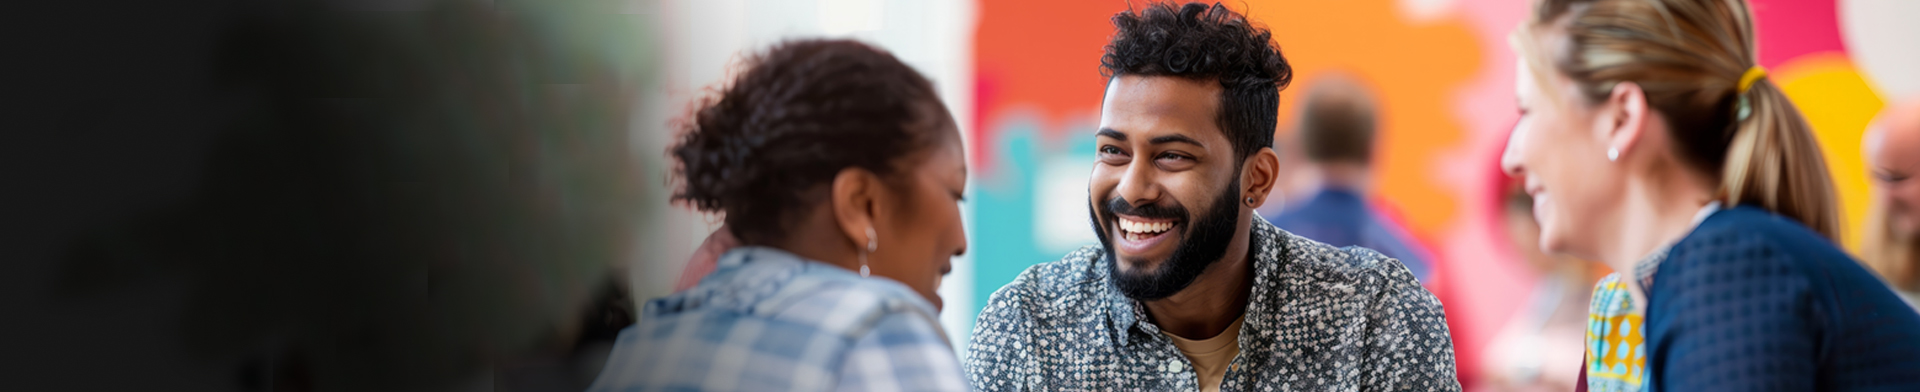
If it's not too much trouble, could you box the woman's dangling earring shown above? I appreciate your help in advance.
[1607,147,1619,162]
[860,225,877,277]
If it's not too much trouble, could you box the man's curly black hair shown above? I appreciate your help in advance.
[671,39,949,244]
[1102,2,1293,160]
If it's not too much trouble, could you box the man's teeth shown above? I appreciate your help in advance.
[1119,218,1174,234]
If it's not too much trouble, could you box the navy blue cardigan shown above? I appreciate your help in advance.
[1647,205,1920,391]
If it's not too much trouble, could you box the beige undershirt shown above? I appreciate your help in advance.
[1162,315,1245,392]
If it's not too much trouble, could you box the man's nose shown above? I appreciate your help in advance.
[1114,157,1162,205]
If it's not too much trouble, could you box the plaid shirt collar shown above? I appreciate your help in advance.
[672,246,941,330]
[594,246,966,391]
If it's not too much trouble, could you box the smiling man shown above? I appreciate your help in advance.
[963,3,1459,391]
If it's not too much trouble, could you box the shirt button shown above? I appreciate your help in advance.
[1168,359,1185,373]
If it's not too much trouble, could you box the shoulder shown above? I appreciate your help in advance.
[1273,225,1425,294]
[605,285,950,391]
[966,246,1110,387]
[1274,223,1461,388]
[1677,206,1842,260]
[672,255,938,340]
[1660,206,1920,327]
[1263,224,1444,328]
[602,258,946,390]
[839,311,968,392]
[771,274,939,339]
[1665,206,1855,288]
[976,245,1109,321]
[1655,208,1824,308]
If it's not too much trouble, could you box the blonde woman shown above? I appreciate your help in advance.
[1502,0,1920,390]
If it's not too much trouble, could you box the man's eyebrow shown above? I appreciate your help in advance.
[1149,134,1202,147]
[1098,128,1203,147]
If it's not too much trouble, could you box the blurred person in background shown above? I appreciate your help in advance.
[1265,74,1435,282]
[587,39,972,392]
[1476,166,1598,392]
[965,3,1459,391]
[8,1,655,391]
[1505,0,1920,390]
[1862,98,1920,308]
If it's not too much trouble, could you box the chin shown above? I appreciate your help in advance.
[1537,224,1575,256]
[1112,255,1164,276]
[1895,220,1920,241]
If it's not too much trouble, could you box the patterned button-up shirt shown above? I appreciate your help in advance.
[589,246,969,392]
[964,216,1460,391]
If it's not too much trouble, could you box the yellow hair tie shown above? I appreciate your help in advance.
[1737,66,1767,94]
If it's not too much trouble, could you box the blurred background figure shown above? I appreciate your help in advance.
[1265,74,1434,282]
[1863,98,1920,307]
[1474,163,1597,392]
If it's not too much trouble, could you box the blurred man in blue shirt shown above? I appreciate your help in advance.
[1266,75,1434,282]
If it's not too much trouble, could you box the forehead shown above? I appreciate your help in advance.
[920,123,968,177]
[1513,56,1587,117]
[1099,75,1224,141]
[1513,25,1585,108]
[1874,123,1920,165]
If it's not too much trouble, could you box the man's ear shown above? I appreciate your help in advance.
[1241,147,1281,209]
[1602,81,1650,160]
[829,168,879,253]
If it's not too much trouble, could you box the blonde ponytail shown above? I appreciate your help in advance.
[1518,0,1842,242]
[1720,79,1841,241]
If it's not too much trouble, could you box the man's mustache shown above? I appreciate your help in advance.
[1101,197,1189,222]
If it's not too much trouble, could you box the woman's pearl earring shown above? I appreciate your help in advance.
[859,225,877,277]
[1607,147,1619,162]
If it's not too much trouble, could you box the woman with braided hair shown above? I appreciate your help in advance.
[589,39,971,391]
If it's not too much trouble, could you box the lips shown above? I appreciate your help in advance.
[1118,217,1176,240]
[1112,214,1181,258]
[1521,178,1550,226]
[1529,189,1551,226]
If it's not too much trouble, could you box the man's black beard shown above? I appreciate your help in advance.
[1091,177,1242,301]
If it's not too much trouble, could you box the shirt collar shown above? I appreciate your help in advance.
[1692,201,1724,226]
[1106,216,1288,346]
[710,246,940,319]
[1633,201,1724,287]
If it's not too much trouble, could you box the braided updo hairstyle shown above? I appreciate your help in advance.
[671,39,949,244]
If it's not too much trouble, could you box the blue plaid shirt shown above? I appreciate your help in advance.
[589,247,970,391]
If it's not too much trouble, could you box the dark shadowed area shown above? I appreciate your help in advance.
[1,1,659,391]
